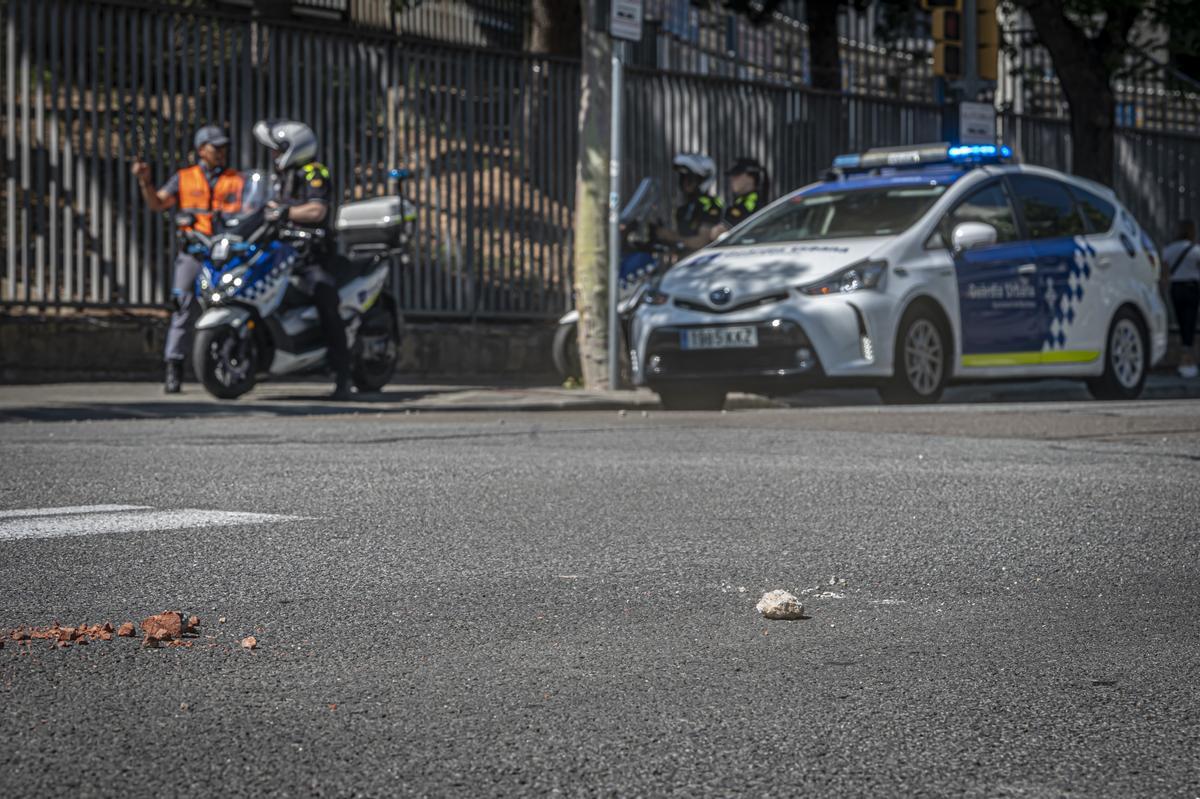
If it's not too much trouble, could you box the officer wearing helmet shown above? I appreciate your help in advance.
[710,156,769,240]
[133,125,245,393]
[653,153,723,255]
[252,119,353,400]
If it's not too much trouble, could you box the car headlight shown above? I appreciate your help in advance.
[642,288,671,306]
[801,260,887,296]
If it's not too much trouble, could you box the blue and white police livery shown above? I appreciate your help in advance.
[630,143,1168,409]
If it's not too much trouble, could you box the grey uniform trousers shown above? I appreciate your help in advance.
[164,251,203,363]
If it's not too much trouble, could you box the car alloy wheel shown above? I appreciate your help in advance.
[1110,317,1144,390]
[904,318,944,396]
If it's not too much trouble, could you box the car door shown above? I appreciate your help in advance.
[942,180,1041,367]
[1007,174,1099,366]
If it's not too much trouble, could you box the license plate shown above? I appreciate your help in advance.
[681,326,759,350]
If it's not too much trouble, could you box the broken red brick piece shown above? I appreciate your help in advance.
[117,622,136,638]
[141,634,159,648]
[75,637,88,646]
[186,615,201,633]
[98,631,113,641]
[140,612,183,642]
[101,622,114,634]
[11,627,27,641]
[57,628,75,642]
[241,636,257,650]
[56,640,70,649]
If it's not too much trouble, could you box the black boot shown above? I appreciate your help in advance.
[164,361,183,394]
[330,373,353,401]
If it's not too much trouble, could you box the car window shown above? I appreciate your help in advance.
[941,182,1020,245]
[1069,185,1116,234]
[1009,175,1086,239]
[716,185,946,246]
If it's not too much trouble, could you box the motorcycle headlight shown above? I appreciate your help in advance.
[800,260,887,296]
[218,264,251,294]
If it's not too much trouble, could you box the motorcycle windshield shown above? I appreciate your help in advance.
[218,170,274,234]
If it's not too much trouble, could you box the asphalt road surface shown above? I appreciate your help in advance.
[2,399,1199,797]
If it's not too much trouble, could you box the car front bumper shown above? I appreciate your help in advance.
[631,290,897,390]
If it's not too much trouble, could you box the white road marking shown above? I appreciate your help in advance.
[0,508,300,541]
[0,504,152,519]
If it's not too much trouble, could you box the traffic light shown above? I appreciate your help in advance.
[977,0,999,82]
[931,1,963,80]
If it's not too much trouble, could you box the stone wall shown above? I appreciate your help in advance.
[0,313,559,384]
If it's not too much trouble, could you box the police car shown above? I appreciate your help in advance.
[630,143,1168,409]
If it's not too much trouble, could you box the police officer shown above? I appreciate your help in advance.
[718,157,768,233]
[133,126,244,393]
[252,119,353,400]
[653,153,722,255]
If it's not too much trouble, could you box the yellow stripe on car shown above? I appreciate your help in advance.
[961,350,1100,368]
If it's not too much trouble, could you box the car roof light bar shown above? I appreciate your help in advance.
[830,142,1012,174]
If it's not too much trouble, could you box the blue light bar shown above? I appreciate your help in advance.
[947,144,1013,162]
[831,142,1012,173]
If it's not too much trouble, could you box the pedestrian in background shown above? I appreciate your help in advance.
[1163,219,1200,378]
[133,126,245,393]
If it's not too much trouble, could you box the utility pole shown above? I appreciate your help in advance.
[607,0,642,390]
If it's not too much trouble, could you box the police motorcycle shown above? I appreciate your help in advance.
[552,178,666,381]
[184,169,412,399]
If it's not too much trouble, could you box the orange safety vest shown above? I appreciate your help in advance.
[177,165,245,236]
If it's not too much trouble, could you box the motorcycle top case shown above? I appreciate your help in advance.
[335,196,412,250]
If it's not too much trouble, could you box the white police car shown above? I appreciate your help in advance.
[630,143,1168,409]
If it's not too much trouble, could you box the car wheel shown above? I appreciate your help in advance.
[1086,308,1148,401]
[879,307,949,405]
[656,387,727,411]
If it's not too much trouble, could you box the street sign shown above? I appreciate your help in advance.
[610,0,643,42]
[959,101,996,144]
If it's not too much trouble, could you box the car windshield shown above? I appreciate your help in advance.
[717,184,947,246]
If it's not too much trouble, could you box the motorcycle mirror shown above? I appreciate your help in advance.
[388,168,412,181]
[174,212,196,228]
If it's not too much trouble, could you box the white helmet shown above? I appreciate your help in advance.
[672,153,716,194]
[253,119,318,170]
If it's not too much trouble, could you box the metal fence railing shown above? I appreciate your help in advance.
[1,0,578,317]
[0,0,948,316]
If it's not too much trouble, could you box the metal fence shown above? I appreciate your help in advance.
[1,0,580,317]
[0,0,948,316]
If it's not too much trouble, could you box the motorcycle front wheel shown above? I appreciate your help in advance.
[552,320,581,382]
[194,325,259,399]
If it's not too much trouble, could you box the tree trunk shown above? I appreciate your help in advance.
[573,0,612,388]
[531,0,582,56]
[806,0,841,92]
[1018,2,1136,188]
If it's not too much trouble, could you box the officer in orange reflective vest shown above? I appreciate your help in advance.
[133,126,244,393]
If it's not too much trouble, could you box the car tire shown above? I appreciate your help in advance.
[878,306,950,405]
[1086,307,1148,401]
[656,387,727,411]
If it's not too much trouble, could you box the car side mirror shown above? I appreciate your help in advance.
[952,221,998,253]
[174,212,196,228]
